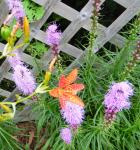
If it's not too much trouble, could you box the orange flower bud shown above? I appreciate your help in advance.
[23,16,30,43]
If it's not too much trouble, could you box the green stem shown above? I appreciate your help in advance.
[0,55,5,59]
[13,42,25,50]
[46,89,51,92]
[0,92,35,106]
[0,42,25,60]
[15,92,36,105]
[0,83,51,107]
[0,102,14,105]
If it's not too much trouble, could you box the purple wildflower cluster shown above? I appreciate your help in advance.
[13,65,36,95]
[46,24,61,55]
[61,101,84,128]
[6,0,25,24]
[8,51,36,95]
[60,101,84,144]
[104,81,133,124]
[60,128,72,144]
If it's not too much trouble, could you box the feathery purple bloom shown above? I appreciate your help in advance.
[13,65,36,95]
[6,0,25,23]
[104,81,134,124]
[46,24,61,46]
[61,101,84,128]
[60,128,72,144]
[7,51,23,68]
[104,81,133,111]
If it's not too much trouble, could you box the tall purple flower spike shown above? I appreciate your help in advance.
[13,65,36,95]
[46,24,61,55]
[104,81,134,124]
[61,101,85,128]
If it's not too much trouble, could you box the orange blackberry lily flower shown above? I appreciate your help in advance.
[49,69,85,109]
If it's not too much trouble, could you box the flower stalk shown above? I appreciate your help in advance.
[122,40,140,79]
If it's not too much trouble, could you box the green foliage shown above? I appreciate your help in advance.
[31,93,63,149]
[25,40,49,58]
[1,1,140,149]
[28,15,140,150]
[112,16,140,80]
[0,121,22,150]
[22,0,45,22]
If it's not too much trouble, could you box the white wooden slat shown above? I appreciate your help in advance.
[0,89,11,97]
[60,1,92,44]
[98,24,126,48]
[31,29,83,58]
[59,44,83,58]
[4,72,12,80]
[32,0,47,5]
[114,0,134,8]
[0,0,9,26]
[66,0,140,71]
[54,1,126,48]
[41,0,94,70]
[0,43,5,52]
[95,0,140,51]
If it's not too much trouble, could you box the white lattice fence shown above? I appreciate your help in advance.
[0,0,140,122]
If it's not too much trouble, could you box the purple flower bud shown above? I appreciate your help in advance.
[46,24,61,46]
[60,128,72,144]
[104,107,118,125]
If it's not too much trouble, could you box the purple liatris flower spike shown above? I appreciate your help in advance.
[61,101,84,128]
[104,81,133,111]
[104,81,134,124]
[6,0,25,23]
[7,51,23,68]
[60,128,72,144]
[13,65,36,95]
[46,24,61,47]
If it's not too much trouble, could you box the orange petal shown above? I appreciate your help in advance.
[59,75,68,88]
[59,97,66,109]
[66,69,78,85]
[49,88,63,98]
[63,93,84,107]
[64,84,85,95]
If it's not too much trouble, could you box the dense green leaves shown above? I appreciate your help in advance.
[22,0,45,22]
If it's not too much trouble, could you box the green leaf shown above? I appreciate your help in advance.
[22,0,45,22]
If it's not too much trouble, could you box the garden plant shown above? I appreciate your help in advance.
[0,0,140,149]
